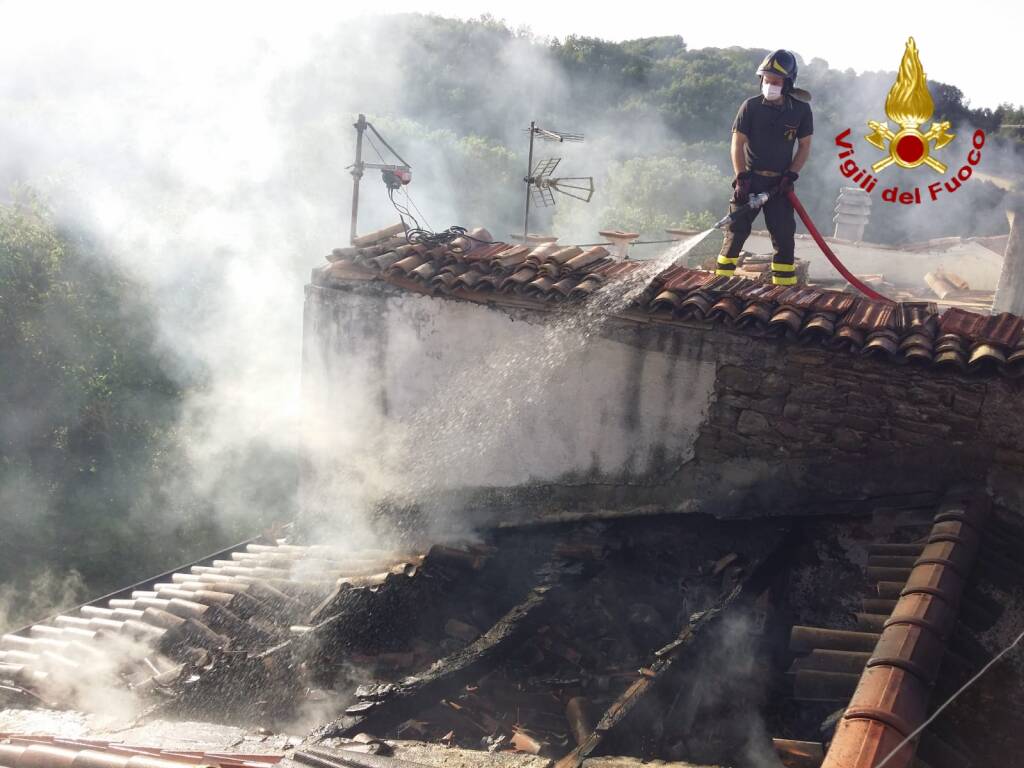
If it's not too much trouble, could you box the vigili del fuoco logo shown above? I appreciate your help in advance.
[833,36,986,205]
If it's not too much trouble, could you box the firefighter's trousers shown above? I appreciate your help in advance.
[715,174,796,286]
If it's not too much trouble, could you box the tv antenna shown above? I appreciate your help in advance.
[522,121,594,241]
[348,114,412,244]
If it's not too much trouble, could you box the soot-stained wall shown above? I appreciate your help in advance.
[301,280,718,528]
[301,278,1024,526]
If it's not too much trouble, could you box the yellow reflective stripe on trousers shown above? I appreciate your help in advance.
[772,274,798,285]
[715,268,735,277]
[717,255,739,265]
[770,261,796,272]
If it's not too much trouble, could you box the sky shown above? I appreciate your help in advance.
[2,1,1016,111]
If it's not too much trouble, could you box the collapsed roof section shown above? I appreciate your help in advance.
[0,537,494,723]
[4,490,1021,767]
[317,227,1024,377]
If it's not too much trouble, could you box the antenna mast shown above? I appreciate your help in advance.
[348,114,412,244]
[521,123,592,241]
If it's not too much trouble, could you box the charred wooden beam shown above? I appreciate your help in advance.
[310,560,575,742]
[788,649,871,675]
[790,626,880,654]
[861,598,898,614]
[854,613,888,632]
[793,669,861,701]
[866,543,924,556]
[866,566,913,583]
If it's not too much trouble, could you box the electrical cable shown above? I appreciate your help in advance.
[400,187,431,232]
[404,223,496,253]
[382,177,494,253]
[363,119,496,253]
[872,626,1024,768]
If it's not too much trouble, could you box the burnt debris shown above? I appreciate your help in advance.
[3,495,1023,768]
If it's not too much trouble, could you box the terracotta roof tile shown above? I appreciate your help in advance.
[569,276,605,300]
[708,295,743,324]
[813,292,856,314]
[800,312,837,342]
[0,735,283,768]
[897,302,938,334]
[736,301,774,329]
[863,329,901,359]
[650,290,683,313]
[678,290,714,320]
[769,307,805,336]
[564,246,611,273]
[500,267,537,292]
[652,264,694,290]
[318,232,1024,377]
[777,287,822,310]
[656,270,713,305]
[938,307,986,338]
[733,282,788,303]
[551,277,583,297]
[844,298,897,332]
[596,261,645,280]
[978,312,1023,347]
[833,325,865,351]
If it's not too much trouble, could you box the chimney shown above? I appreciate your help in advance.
[992,193,1024,315]
[511,233,559,245]
[599,230,640,260]
[832,187,871,242]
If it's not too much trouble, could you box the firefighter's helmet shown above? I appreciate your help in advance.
[756,50,798,91]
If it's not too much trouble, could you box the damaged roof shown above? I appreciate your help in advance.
[0,538,438,713]
[317,227,1024,377]
[2,494,1021,768]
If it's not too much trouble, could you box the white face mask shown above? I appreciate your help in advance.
[762,81,783,100]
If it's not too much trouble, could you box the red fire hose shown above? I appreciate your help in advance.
[786,189,894,304]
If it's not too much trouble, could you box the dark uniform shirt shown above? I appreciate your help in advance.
[732,94,813,173]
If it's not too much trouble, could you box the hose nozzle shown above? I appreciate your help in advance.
[714,191,772,229]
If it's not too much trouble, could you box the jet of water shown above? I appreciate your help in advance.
[383,228,717,505]
[558,228,716,331]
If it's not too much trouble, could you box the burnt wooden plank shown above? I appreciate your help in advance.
[311,561,575,741]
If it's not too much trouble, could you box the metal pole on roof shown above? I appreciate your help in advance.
[523,121,535,243]
[350,114,367,245]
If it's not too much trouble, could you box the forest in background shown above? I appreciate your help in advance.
[2,13,1022,629]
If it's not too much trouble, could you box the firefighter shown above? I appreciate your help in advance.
[716,49,813,286]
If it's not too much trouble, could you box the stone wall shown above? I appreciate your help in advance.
[302,278,1024,526]
[688,344,1002,516]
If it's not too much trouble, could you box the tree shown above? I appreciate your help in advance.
[0,189,239,627]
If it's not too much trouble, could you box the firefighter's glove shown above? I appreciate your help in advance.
[731,171,753,204]
[779,170,799,195]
